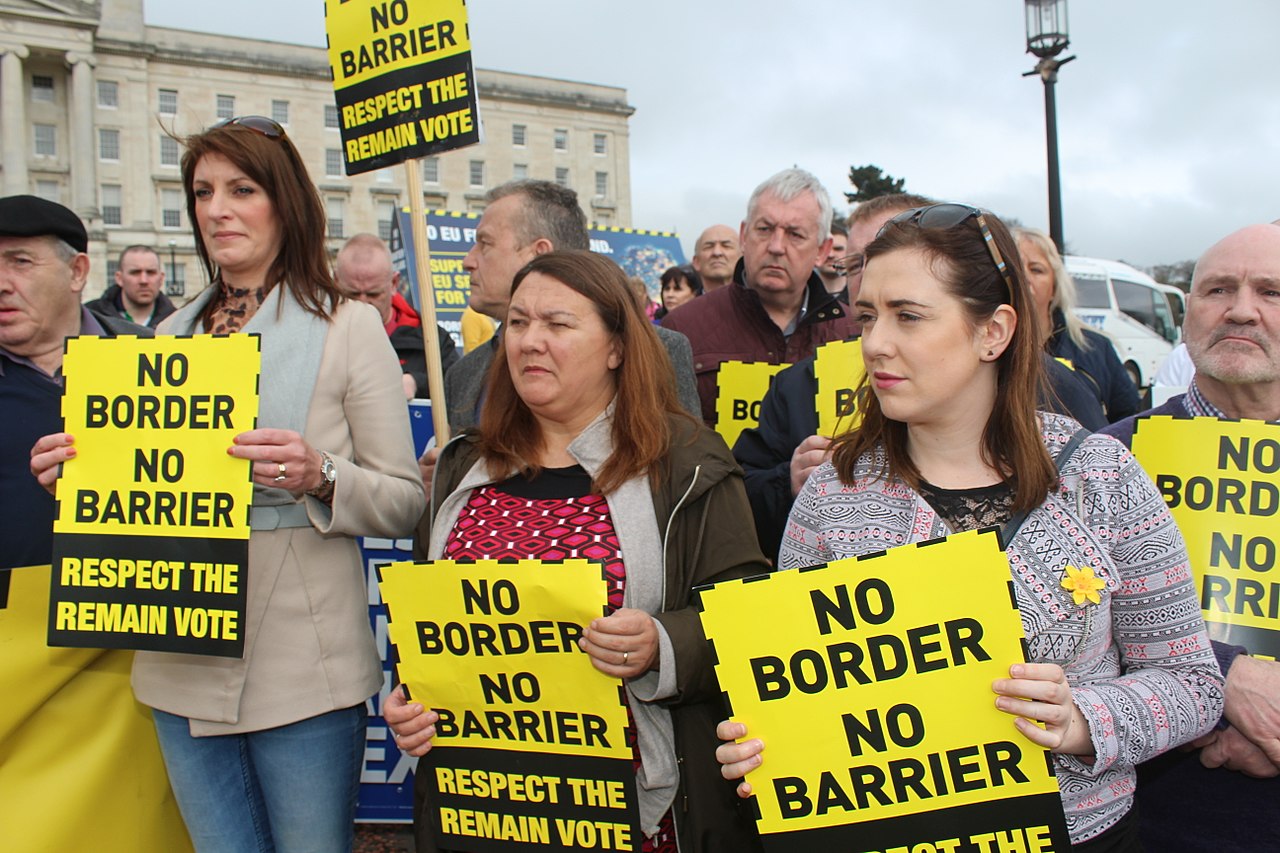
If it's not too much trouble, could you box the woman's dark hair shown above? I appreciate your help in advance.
[180,121,339,324]
[660,264,703,300]
[830,208,1056,512]
[478,250,688,494]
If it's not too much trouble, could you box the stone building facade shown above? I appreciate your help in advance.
[0,0,634,299]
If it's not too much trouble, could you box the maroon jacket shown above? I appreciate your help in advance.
[661,259,858,426]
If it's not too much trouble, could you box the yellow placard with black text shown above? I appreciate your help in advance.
[716,360,787,449]
[379,558,640,851]
[326,0,480,175]
[814,338,867,438]
[698,529,1069,852]
[1131,416,1280,657]
[49,334,259,657]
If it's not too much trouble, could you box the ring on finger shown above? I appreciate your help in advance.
[622,650,629,665]
[273,462,287,483]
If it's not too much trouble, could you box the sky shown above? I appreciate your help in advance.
[143,1,1280,270]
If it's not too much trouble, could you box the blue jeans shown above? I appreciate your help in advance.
[153,706,367,853]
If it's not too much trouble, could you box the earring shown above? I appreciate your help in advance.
[987,350,994,357]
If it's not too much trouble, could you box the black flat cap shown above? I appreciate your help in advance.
[0,195,89,253]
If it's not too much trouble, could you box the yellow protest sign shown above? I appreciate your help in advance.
[698,529,1069,851]
[49,335,260,657]
[814,338,867,438]
[379,558,639,850]
[2,564,192,852]
[715,360,787,448]
[326,0,480,175]
[1131,416,1280,657]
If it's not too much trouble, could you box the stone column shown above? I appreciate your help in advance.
[1,45,31,196]
[67,52,97,217]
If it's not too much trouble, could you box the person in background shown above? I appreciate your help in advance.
[3,195,190,851]
[689,224,739,292]
[817,218,848,300]
[1103,222,1280,851]
[32,116,425,852]
[85,244,177,328]
[1015,227,1141,422]
[717,204,1222,849]
[334,232,458,399]
[662,168,857,427]
[654,263,702,321]
[390,250,769,853]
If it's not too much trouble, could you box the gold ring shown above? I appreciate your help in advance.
[622,650,629,665]
[273,462,287,483]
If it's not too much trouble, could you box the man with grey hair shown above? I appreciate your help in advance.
[334,232,458,400]
[1102,222,1280,849]
[662,167,857,427]
[690,224,740,292]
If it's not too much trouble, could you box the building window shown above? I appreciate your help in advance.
[97,80,119,108]
[161,189,183,229]
[34,124,56,157]
[98,128,120,161]
[271,99,289,125]
[555,167,569,188]
[422,156,439,183]
[325,148,344,177]
[554,129,568,151]
[101,184,122,226]
[377,200,396,241]
[512,124,526,147]
[469,160,484,188]
[326,197,345,239]
[593,133,607,155]
[35,180,60,202]
[216,94,235,120]
[158,88,178,115]
[513,163,528,181]
[595,171,608,198]
[325,104,339,129]
[160,136,180,167]
[32,75,55,103]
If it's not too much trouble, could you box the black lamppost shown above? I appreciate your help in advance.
[166,239,183,297]
[1023,0,1074,254]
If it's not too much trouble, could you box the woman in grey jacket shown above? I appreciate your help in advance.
[717,205,1221,850]
[388,250,769,853]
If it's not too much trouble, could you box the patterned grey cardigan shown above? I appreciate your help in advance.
[780,412,1224,845]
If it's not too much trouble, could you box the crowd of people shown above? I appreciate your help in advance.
[2,111,1278,853]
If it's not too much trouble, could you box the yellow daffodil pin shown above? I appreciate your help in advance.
[1061,565,1105,606]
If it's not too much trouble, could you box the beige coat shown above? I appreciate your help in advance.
[132,300,426,735]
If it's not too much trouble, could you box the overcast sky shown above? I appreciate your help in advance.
[144,0,1280,270]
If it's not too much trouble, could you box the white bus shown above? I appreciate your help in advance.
[1066,255,1178,389]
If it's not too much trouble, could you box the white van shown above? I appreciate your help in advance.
[1066,255,1177,389]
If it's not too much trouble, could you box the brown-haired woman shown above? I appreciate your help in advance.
[386,249,769,852]
[33,116,426,851]
[715,205,1222,850]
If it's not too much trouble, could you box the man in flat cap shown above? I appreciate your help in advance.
[0,195,190,850]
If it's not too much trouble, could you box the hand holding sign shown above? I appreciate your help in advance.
[992,663,1095,756]
[578,607,659,678]
[384,684,440,758]
[228,427,324,495]
[29,432,75,495]
[789,434,832,497]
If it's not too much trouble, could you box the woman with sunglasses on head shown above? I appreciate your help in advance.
[714,205,1222,850]
[33,116,426,852]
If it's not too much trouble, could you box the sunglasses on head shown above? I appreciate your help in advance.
[212,115,286,139]
[880,203,1016,299]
